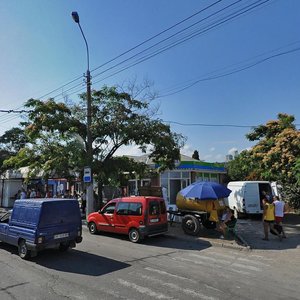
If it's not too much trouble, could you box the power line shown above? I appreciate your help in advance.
[157,44,300,97]
[54,0,271,101]
[163,120,300,128]
[0,0,281,126]
[0,109,33,113]
[12,0,225,105]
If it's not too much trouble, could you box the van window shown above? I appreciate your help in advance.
[159,201,166,214]
[116,202,142,216]
[149,201,159,215]
[102,203,116,214]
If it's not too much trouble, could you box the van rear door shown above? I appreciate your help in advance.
[245,183,262,213]
[147,199,167,224]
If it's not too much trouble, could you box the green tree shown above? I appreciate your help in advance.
[0,127,29,153]
[227,150,260,181]
[227,113,300,208]
[4,85,185,207]
[192,150,200,160]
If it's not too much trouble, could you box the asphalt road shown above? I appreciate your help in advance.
[1,225,300,300]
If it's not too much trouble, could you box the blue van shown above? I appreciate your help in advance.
[0,199,82,259]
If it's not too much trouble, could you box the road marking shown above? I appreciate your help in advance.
[232,263,262,272]
[99,287,132,300]
[174,257,252,276]
[188,253,229,265]
[249,254,273,261]
[117,279,175,300]
[136,273,218,300]
[145,267,198,283]
[237,257,270,267]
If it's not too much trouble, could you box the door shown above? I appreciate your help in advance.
[0,211,11,242]
[245,183,261,213]
[97,202,116,233]
[114,201,143,234]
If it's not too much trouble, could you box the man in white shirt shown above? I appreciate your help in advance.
[273,196,288,238]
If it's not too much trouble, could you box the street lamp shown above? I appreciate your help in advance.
[71,11,94,215]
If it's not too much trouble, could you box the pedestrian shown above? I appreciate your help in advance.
[262,196,282,241]
[81,190,87,214]
[29,188,37,198]
[20,188,27,199]
[273,195,288,238]
[218,206,237,239]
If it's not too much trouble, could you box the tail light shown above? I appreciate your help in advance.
[36,236,45,244]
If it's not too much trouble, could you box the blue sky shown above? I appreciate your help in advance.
[0,0,299,162]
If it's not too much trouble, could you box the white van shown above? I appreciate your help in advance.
[225,181,273,216]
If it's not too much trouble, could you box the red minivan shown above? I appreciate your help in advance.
[87,196,168,243]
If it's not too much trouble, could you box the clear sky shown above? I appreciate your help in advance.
[0,0,299,162]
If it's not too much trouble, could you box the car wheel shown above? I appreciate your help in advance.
[182,215,201,236]
[128,228,142,243]
[88,222,98,234]
[18,239,30,259]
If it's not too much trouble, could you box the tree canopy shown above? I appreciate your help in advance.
[2,85,185,194]
[227,113,300,208]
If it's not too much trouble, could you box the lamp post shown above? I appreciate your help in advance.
[71,11,94,215]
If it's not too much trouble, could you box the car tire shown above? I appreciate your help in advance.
[128,228,142,243]
[182,215,201,236]
[18,239,30,259]
[88,222,98,234]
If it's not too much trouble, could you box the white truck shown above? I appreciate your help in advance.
[225,181,273,217]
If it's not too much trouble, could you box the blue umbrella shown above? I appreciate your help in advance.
[179,181,231,200]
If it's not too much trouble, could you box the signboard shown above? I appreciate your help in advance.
[83,167,91,183]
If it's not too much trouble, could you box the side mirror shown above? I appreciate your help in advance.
[98,210,102,214]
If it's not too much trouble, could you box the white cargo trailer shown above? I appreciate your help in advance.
[225,181,273,216]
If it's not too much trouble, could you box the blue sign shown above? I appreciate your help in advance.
[83,167,91,183]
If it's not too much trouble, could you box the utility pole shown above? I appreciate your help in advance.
[72,11,94,216]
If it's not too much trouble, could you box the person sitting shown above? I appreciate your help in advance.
[218,207,236,239]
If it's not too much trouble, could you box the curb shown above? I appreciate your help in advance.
[166,230,250,251]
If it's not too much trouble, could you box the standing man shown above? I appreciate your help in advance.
[273,195,288,238]
[262,196,282,241]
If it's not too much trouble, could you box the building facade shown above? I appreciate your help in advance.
[128,154,227,205]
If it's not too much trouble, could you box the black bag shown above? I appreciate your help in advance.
[270,224,282,235]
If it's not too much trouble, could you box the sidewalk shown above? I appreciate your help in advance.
[165,221,248,250]
[237,213,300,250]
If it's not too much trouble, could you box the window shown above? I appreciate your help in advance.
[149,201,159,215]
[116,202,142,216]
[159,201,166,214]
[103,203,116,214]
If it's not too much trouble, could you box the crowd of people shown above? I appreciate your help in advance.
[15,188,87,214]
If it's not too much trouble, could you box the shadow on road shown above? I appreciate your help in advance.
[34,249,131,276]
[89,229,213,251]
[0,243,130,276]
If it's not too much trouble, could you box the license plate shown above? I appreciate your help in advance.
[54,233,69,239]
[150,218,159,223]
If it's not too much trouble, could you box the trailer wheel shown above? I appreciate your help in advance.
[182,215,201,236]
